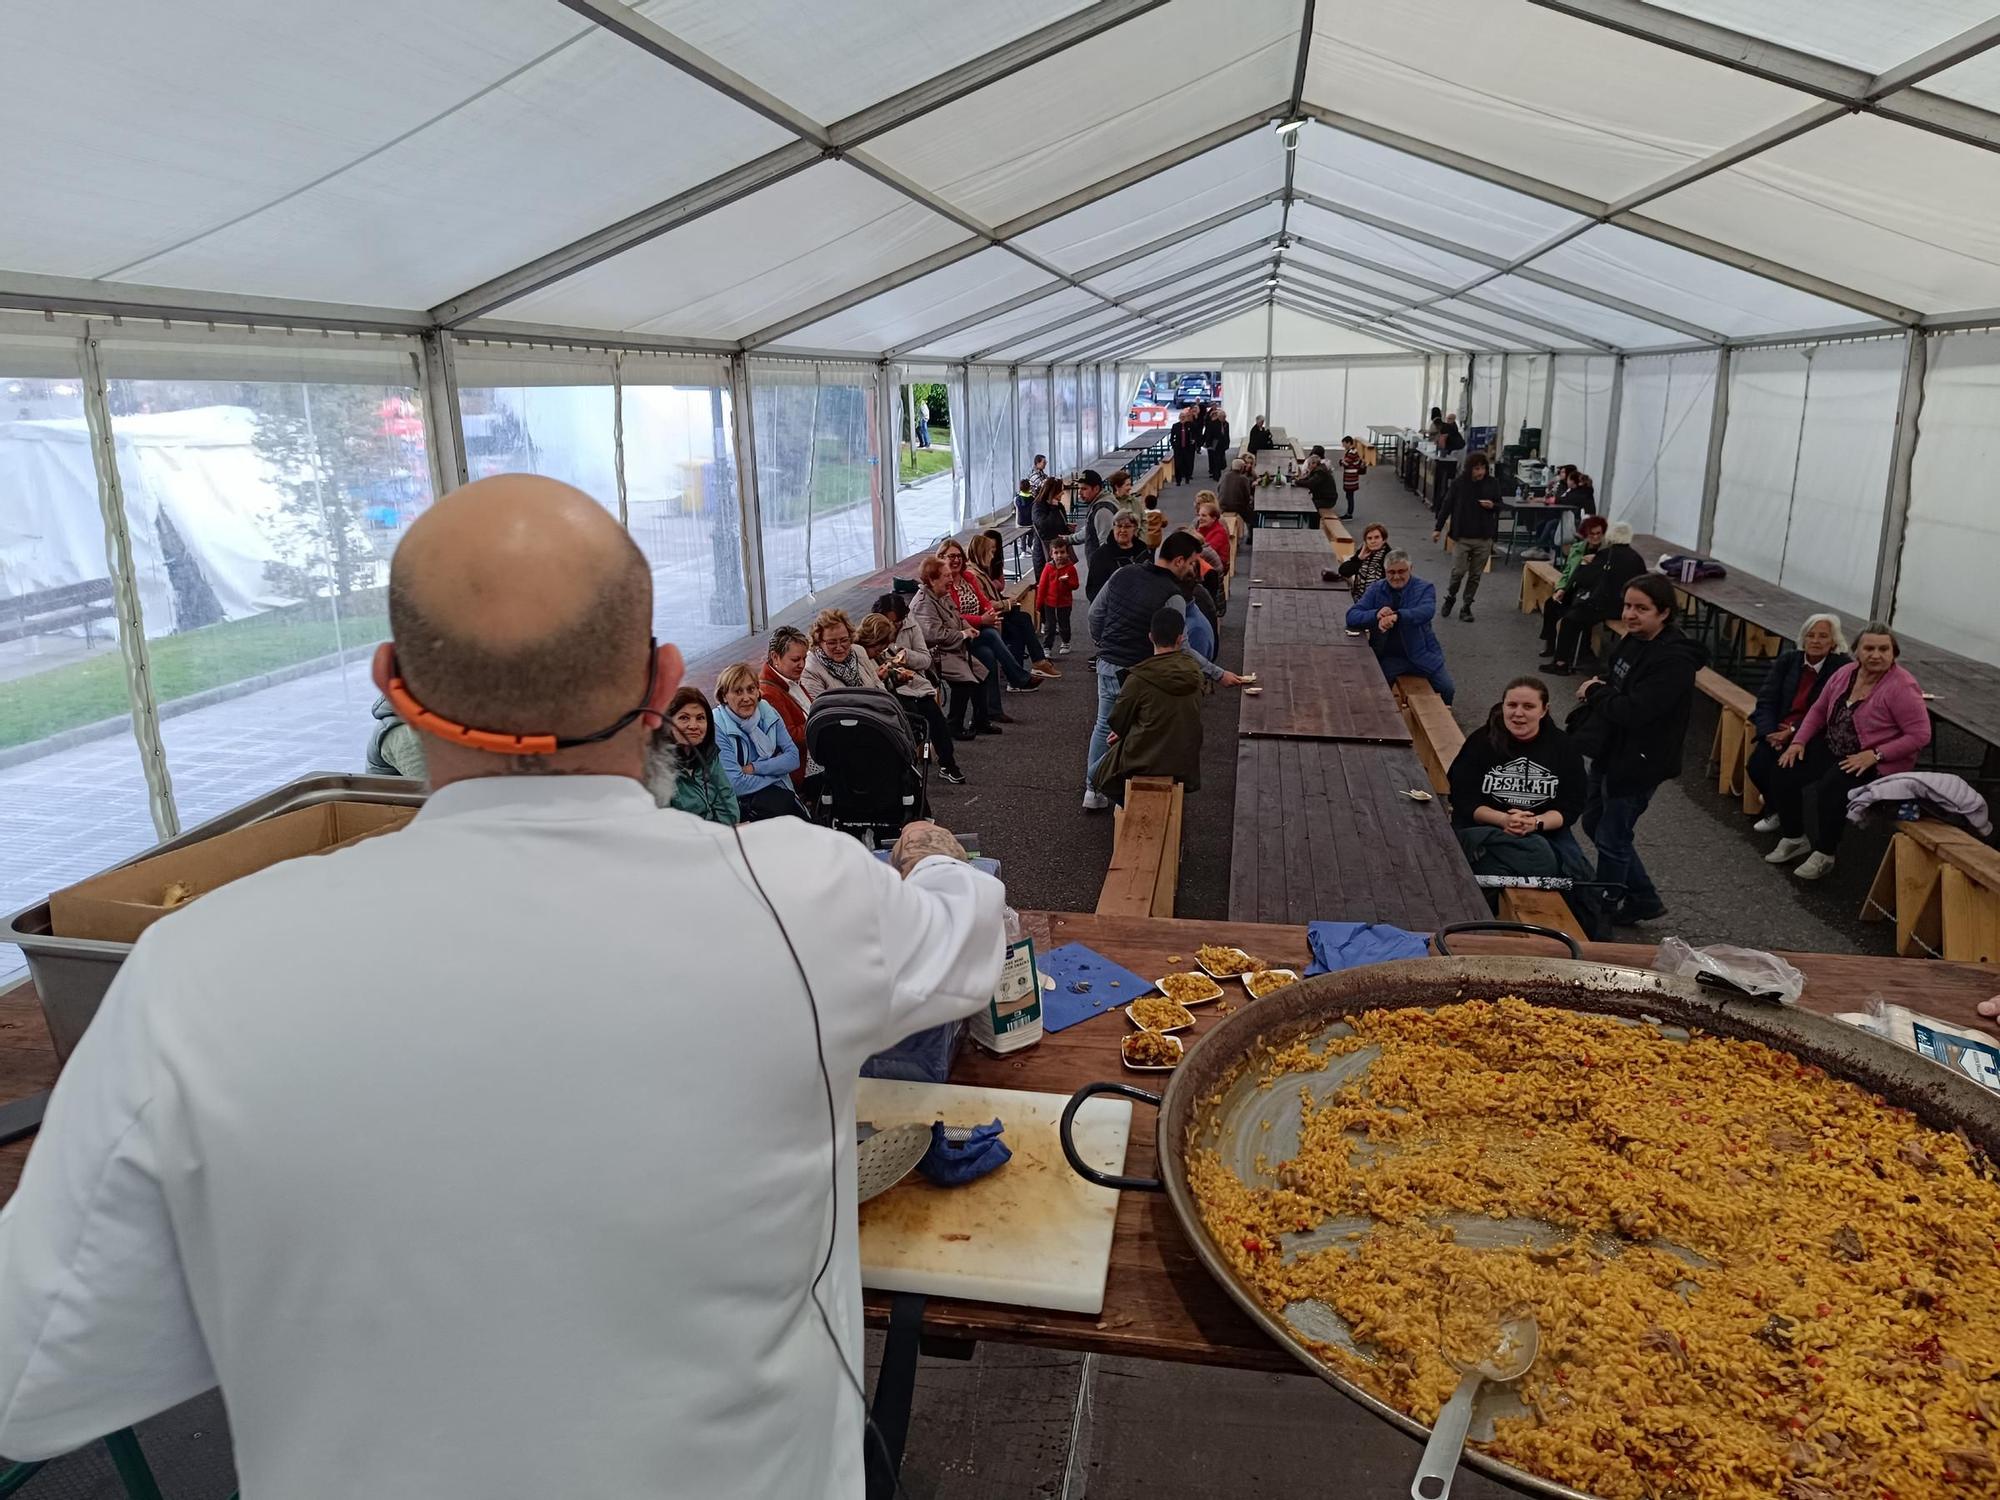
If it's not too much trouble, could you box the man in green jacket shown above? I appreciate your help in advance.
[1092,607,1206,803]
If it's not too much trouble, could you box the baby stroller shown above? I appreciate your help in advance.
[803,688,930,846]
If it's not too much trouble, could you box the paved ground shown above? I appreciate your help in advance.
[6,466,1899,1498]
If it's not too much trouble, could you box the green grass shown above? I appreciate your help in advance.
[1,607,385,750]
[899,446,955,485]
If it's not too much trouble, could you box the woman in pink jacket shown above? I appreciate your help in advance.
[1766,623,1931,881]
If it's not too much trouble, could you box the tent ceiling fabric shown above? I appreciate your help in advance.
[13,0,2000,354]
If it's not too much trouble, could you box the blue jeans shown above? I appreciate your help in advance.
[968,626,1030,713]
[1582,768,1658,908]
[1084,657,1122,792]
[1376,652,1455,705]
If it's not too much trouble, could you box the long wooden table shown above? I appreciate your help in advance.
[1245,586,1359,649]
[1238,645,1412,744]
[1229,740,1485,927]
[1241,545,1344,590]
[1252,488,1319,529]
[2,920,1996,1378]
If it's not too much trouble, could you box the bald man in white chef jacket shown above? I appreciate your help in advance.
[0,476,1007,1497]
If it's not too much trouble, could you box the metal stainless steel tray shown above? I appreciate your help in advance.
[3,774,426,1059]
[1060,940,2000,1500]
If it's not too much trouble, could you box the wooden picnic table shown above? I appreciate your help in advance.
[1238,644,1412,745]
[1229,738,1488,928]
[1253,488,1320,528]
[1244,587,1359,650]
[1,921,1996,1380]
[1241,546,1344,591]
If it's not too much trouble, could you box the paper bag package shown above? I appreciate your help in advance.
[50,802,416,944]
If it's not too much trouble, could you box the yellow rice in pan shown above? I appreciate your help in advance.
[1187,998,2000,1499]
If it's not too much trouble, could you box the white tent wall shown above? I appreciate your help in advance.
[1016,369,1049,477]
[1898,332,2000,660]
[748,359,880,618]
[1343,363,1425,439]
[1467,355,1502,432]
[1608,352,1717,547]
[1097,363,1121,460]
[965,364,1015,522]
[1079,364,1100,466]
[1548,356,1616,481]
[1052,366,1080,474]
[1710,343,1900,620]
[1269,367,1346,446]
[1502,355,1549,446]
[1220,366,1265,433]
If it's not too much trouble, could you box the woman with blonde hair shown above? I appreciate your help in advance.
[800,607,885,699]
[968,529,1057,678]
[858,606,966,784]
[713,662,807,821]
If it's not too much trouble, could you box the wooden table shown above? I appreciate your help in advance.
[2,922,1996,1380]
[1253,488,1319,529]
[1242,546,1344,591]
[1229,739,1487,928]
[1245,587,1360,649]
[1238,645,1412,745]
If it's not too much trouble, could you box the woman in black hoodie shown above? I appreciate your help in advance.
[1448,676,1589,880]
[1570,574,1706,925]
[1545,521,1647,673]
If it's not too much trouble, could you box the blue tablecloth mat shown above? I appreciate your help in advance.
[1302,921,1430,976]
[1037,943,1157,1032]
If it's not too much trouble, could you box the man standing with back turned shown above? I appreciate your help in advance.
[0,475,1007,1498]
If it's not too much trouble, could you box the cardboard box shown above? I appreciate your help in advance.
[50,801,416,944]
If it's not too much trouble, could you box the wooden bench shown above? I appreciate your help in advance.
[1220,513,1247,584]
[1862,820,2000,963]
[1097,776,1184,918]
[1699,667,1763,814]
[1394,676,1466,796]
[1519,559,1560,615]
[1320,515,1355,561]
[0,578,117,647]
[1498,887,1588,942]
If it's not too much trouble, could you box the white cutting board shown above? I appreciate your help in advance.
[855,1077,1133,1315]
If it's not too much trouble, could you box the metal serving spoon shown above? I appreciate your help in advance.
[1411,1312,1541,1500]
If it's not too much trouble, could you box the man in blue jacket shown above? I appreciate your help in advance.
[1344,550,1454,704]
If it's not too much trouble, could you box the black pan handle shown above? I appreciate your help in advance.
[1060,1081,1165,1192]
[1432,920,1582,961]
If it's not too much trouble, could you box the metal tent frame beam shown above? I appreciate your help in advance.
[1090,295,1275,364]
[1270,294,1442,355]
[1527,1,2000,152]
[1046,276,1278,362]
[1282,246,1619,351]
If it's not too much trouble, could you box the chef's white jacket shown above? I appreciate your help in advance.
[0,777,1006,1496]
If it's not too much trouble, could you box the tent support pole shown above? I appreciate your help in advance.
[79,334,179,841]
[1540,356,1557,457]
[418,331,468,496]
[1263,302,1275,420]
[876,361,898,570]
[1009,366,1021,498]
[1600,356,1626,508]
[1696,348,1733,553]
[1871,330,1927,622]
[1494,356,1510,444]
[728,354,769,633]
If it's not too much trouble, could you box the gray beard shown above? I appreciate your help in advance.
[641,742,680,808]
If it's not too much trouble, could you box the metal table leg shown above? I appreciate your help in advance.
[865,1292,926,1500]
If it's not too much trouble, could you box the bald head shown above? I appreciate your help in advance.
[389,475,652,739]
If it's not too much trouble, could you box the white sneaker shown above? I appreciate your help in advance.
[1764,836,1812,864]
[1057,642,1072,656]
[1794,851,1837,881]
[1081,790,1111,812]
[1752,813,1781,834]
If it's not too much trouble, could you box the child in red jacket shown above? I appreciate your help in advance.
[1037,538,1079,656]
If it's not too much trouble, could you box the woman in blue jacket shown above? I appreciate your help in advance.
[714,662,807,822]
[1344,551,1454,704]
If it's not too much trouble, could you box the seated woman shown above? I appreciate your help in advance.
[1766,623,1931,881]
[1345,550,1453,703]
[1194,492,1231,572]
[1746,613,1850,833]
[647,686,740,825]
[1085,510,1149,601]
[1537,514,1608,653]
[713,662,808,822]
[1448,677,1590,900]
[1544,520,1645,673]
[909,558,993,738]
[857,606,965,785]
[800,607,885,699]
[1336,522,1390,612]
[968,528,1057,678]
[938,537,1040,722]
[1246,416,1275,453]
[759,624,813,789]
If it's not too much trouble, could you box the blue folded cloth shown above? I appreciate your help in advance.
[1303,921,1429,976]
[917,1119,1011,1186]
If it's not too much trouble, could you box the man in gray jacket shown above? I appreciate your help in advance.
[1081,531,1244,809]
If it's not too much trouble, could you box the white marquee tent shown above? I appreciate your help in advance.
[7,0,2000,849]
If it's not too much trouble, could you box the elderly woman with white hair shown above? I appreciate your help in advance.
[1746,613,1851,832]
[1544,520,1648,674]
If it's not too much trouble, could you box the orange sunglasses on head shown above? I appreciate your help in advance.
[376,639,663,757]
